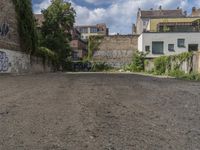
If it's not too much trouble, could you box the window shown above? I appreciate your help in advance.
[168,44,175,51]
[72,52,78,60]
[80,28,88,33]
[145,46,150,52]
[178,39,185,47]
[152,41,164,54]
[90,27,98,33]
[188,44,198,52]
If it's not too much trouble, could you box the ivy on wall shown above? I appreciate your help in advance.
[87,36,104,60]
[12,0,37,54]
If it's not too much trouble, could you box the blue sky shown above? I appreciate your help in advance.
[32,0,200,34]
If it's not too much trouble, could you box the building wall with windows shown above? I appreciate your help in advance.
[138,32,200,58]
[135,8,185,34]
[147,18,200,32]
[70,28,87,61]
[76,24,109,40]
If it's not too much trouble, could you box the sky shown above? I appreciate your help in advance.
[32,0,200,34]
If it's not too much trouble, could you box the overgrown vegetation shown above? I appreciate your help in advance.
[12,0,38,54]
[125,51,200,81]
[124,51,146,72]
[88,36,104,60]
[169,70,200,81]
[153,52,193,75]
[154,56,170,75]
[35,47,58,61]
[39,0,76,70]
[91,62,113,72]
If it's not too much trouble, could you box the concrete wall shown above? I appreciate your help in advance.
[0,48,30,73]
[30,56,53,73]
[0,48,53,74]
[138,32,200,58]
[92,35,139,67]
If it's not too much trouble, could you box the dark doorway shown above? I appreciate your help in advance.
[188,44,198,52]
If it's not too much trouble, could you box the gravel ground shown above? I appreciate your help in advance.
[0,73,200,150]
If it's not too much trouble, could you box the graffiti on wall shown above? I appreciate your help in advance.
[0,23,9,37]
[0,51,9,72]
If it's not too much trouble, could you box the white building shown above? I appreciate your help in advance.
[138,32,200,58]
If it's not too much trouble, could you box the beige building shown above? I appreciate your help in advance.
[75,24,109,40]
[134,7,186,35]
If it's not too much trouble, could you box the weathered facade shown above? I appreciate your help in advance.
[0,0,29,73]
[92,35,139,67]
[0,0,21,51]
[136,7,186,34]
[70,28,87,60]
[0,0,52,74]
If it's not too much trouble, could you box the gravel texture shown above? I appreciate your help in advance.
[0,73,200,150]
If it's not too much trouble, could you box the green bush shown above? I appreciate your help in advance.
[91,62,112,72]
[125,51,146,72]
[182,72,200,81]
[166,70,200,81]
[168,69,185,78]
[154,56,170,75]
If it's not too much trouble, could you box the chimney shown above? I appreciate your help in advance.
[184,11,187,16]
[192,7,196,13]
[159,5,162,10]
[132,24,136,34]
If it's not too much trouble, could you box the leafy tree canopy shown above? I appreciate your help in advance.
[40,0,76,68]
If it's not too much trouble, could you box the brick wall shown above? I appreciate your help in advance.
[92,35,139,67]
[0,0,21,51]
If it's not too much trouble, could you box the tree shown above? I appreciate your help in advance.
[40,0,76,69]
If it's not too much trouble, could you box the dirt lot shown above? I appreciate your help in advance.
[0,73,200,150]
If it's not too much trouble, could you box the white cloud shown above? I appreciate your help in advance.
[33,0,193,34]
[33,0,51,14]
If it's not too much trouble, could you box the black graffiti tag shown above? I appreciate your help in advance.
[0,23,9,37]
[0,51,9,72]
